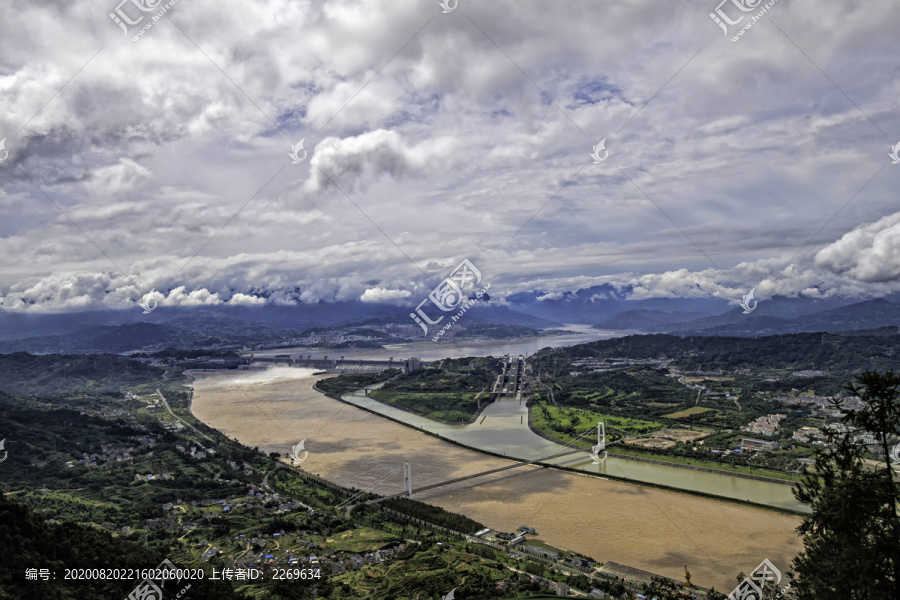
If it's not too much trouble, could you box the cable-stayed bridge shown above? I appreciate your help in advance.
[336,422,611,514]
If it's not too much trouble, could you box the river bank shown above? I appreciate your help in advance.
[351,382,803,509]
[188,369,803,591]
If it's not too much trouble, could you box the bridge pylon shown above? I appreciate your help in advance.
[403,461,412,498]
[589,422,608,464]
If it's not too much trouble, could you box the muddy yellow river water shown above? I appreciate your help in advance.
[190,369,802,591]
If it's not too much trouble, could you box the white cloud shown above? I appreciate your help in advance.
[536,292,566,302]
[815,211,900,282]
[83,158,153,197]
[163,286,222,307]
[227,292,267,305]
[304,129,445,193]
[360,287,413,303]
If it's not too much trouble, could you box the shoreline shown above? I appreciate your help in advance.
[187,371,804,590]
[526,409,797,487]
[317,381,805,517]
[363,388,495,427]
[320,367,799,488]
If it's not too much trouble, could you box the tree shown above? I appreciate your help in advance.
[791,370,900,599]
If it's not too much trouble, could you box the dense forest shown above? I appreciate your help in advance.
[0,493,248,600]
[381,497,484,534]
[532,331,900,380]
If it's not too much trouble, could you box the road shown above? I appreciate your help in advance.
[261,462,313,514]
[156,388,215,442]
[261,463,280,490]
[535,378,557,405]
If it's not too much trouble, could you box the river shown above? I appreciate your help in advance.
[241,325,626,361]
[340,387,804,512]
[189,368,804,591]
[245,326,805,510]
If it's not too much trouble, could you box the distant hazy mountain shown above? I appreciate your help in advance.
[0,301,560,354]
[650,298,900,337]
[0,323,191,354]
[593,309,709,330]
[0,286,892,351]
[463,305,562,328]
[506,284,741,324]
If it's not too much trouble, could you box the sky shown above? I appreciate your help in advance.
[0,0,898,313]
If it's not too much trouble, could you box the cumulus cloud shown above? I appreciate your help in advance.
[227,292,267,305]
[161,286,222,307]
[304,129,450,193]
[83,158,153,197]
[360,287,413,303]
[815,212,900,282]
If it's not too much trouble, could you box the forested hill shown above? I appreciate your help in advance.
[0,493,247,600]
[533,330,899,377]
[0,352,164,398]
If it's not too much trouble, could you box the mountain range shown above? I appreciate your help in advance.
[0,284,897,354]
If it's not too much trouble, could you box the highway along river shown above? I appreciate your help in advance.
[190,368,804,592]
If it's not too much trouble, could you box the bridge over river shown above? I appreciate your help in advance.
[350,447,588,510]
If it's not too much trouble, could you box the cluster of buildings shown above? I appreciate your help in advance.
[775,394,866,418]
[214,487,307,516]
[175,443,216,461]
[529,576,571,596]
[139,485,313,537]
[570,356,670,376]
[227,537,408,575]
[791,370,826,377]
[796,423,885,454]
[792,427,827,444]
[740,438,780,451]
[65,435,158,468]
[741,413,787,437]
[492,574,572,597]
[472,527,596,581]
[327,545,408,574]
